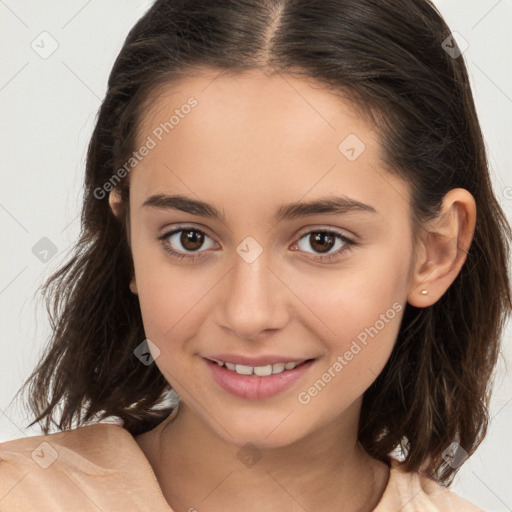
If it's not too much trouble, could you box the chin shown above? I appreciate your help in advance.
[208,411,312,450]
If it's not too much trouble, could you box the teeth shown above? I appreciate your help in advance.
[213,359,304,375]
[253,364,273,376]
[271,362,285,374]
[235,364,253,375]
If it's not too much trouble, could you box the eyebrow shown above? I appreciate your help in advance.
[142,193,377,222]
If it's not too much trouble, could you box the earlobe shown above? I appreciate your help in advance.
[129,277,138,295]
[407,188,476,307]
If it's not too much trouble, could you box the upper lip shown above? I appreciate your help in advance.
[204,354,314,366]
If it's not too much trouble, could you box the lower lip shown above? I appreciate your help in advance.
[205,359,315,400]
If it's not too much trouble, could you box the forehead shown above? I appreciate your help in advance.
[131,69,409,216]
[137,68,372,153]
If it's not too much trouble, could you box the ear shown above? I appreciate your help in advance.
[129,277,138,295]
[109,188,137,294]
[108,187,123,219]
[407,188,476,307]
[109,187,131,243]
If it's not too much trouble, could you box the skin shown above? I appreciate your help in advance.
[109,69,476,512]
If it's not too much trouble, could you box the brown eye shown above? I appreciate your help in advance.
[308,232,336,253]
[159,227,217,260]
[180,229,205,251]
[294,229,355,262]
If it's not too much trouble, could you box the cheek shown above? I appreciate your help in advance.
[136,269,207,348]
[287,245,410,345]
[295,338,398,432]
[291,244,409,400]
[134,268,209,387]
[129,236,202,348]
[296,297,404,415]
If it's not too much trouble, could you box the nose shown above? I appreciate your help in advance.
[216,246,290,341]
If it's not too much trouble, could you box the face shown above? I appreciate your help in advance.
[124,69,415,448]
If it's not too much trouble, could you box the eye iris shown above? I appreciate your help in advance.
[310,232,335,253]
[181,230,204,251]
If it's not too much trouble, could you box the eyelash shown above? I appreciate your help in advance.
[158,226,356,263]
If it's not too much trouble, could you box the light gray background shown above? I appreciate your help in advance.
[1,1,511,510]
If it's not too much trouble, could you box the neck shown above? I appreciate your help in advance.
[136,398,390,512]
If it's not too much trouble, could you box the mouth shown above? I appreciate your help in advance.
[203,356,317,400]
[205,357,313,376]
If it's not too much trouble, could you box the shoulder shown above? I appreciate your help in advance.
[373,458,485,512]
[0,422,171,511]
[0,422,129,480]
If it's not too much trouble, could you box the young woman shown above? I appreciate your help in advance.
[1,0,510,510]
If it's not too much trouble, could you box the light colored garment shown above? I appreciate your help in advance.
[0,422,483,511]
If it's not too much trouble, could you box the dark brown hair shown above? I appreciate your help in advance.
[17,0,511,485]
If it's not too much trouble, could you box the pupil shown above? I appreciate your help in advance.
[310,232,334,253]
[181,230,204,251]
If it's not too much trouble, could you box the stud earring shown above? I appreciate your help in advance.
[421,289,428,295]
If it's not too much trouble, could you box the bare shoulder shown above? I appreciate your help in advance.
[373,458,485,511]
[418,472,485,512]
